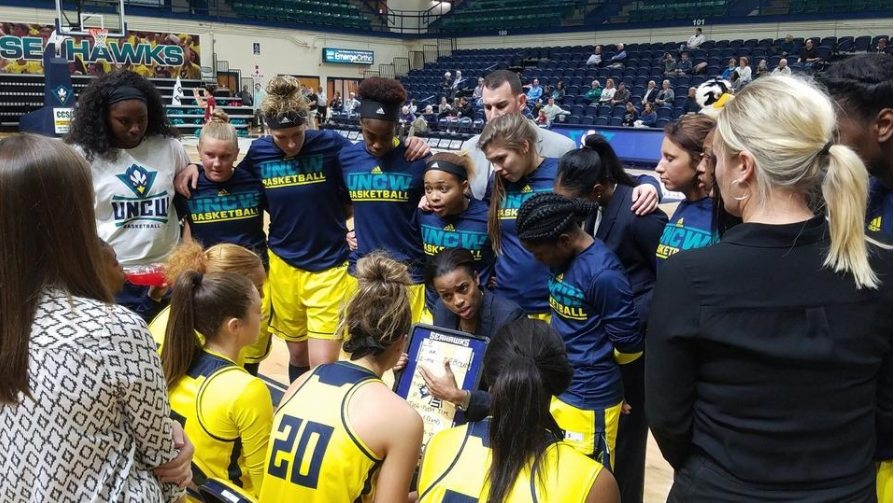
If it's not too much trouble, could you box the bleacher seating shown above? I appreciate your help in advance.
[0,74,253,135]
[396,34,890,132]
[229,0,371,30]
[434,0,585,33]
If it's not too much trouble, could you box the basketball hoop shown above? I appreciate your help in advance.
[88,28,109,50]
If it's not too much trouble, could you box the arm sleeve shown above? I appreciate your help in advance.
[644,256,700,469]
[590,268,642,354]
[632,209,668,280]
[106,307,185,502]
[232,378,274,494]
[465,390,492,423]
[172,140,191,176]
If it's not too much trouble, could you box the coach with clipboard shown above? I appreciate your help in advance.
[418,249,526,421]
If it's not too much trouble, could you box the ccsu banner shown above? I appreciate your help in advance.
[0,23,201,78]
[322,47,373,65]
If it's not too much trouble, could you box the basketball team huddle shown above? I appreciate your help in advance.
[0,52,890,503]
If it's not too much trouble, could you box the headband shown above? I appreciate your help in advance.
[108,86,147,106]
[425,159,468,181]
[265,111,305,129]
[360,99,401,121]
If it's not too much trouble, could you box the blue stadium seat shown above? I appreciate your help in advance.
[610,117,623,126]
[595,116,609,126]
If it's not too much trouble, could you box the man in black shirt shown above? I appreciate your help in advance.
[799,39,821,71]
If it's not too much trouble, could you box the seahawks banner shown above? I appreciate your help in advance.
[0,22,201,79]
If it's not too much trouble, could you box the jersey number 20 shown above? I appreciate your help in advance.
[267,414,334,489]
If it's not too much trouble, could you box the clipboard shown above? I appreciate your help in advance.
[393,323,489,451]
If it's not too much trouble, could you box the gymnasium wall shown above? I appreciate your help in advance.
[0,5,417,86]
[452,18,891,51]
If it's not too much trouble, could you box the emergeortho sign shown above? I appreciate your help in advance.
[322,47,373,65]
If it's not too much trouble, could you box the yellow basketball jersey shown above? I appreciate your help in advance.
[169,349,273,497]
[418,419,603,502]
[260,362,384,502]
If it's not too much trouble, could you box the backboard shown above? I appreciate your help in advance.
[55,0,127,39]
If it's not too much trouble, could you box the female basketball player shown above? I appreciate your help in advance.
[338,77,429,322]
[420,248,525,422]
[516,193,641,468]
[417,318,621,502]
[553,135,667,502]
[260,253,423,502]
[173,111,271,372]
[161,270,271,498]
[66,70,190,319]
[176,76,429,381]
[419,152,494,308]
[148,241,267,374]
[478,113,558,318]
[654,115,717,269]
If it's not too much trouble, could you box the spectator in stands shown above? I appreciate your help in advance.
[642,80,659,106]
[526,78,544,101]
[755,59,770,78]
[622,101,639,127]
[457,96,473,118]
[600,78,617,103]
[663,53,677,76]
[408,111,428,138]
[438,96,454,118]
[409,98,418,115]
[612,82,631,105]
[536,109,550,127]
[609,44,628,68]
[345,92,360,113]
[317,86,327,123]
[684,27,706,51]
[422,104,437,127]
[239,85,253,108]
[473,77,485,101]
[586,80,603,103]
[655,80,674,107]
[532,98,544,117]
[772,58,791,76]
[676,53,693,75]
[683,87,700,114]
[452,70,465,93]
[639,102,658,127]
[399,105,415,138]
[721,58,737,80]
[305,88,318,129]
[329,90,343,113]
[552,81,566,100]
[543,96,570,123]
[586,45,603,66]
[193,84,217,124]
[779,34,796,56]
[732,57,752,92]
[874,37,890,54]
[442,71,453,97]
[799,39,821,71]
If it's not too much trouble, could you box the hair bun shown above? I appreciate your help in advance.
[355,252,412,287]
[209,109,230,124]
[266,76,300,98]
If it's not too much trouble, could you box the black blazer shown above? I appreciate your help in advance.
[584,183,668,325]
[431,289,525,340]
[431,290,526,422]
[646,217,892,497]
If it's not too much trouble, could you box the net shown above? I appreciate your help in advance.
[88,28,109,49]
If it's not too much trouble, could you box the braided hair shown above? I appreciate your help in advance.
[516,193,597,243]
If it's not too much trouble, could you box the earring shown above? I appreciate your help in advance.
[729,178,750,201]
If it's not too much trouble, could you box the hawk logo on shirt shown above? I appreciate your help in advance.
[370,166,383,174]
[116,164,158,198]
[868,216,882,232]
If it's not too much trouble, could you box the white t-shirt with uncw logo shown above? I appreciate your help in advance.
[78,136,189,267]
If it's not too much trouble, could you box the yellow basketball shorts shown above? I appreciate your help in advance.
[242,277,273,364]
[268,252,349,342]
[528,312,552,323]
[550,397,622,471]
[344,274,427,325]
[879,460,892,503]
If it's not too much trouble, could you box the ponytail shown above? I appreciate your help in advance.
[556,135,635,198]
[161,270,256,388]
[483,319,572,503]
[821,144,878,289]
[487,174,507,255]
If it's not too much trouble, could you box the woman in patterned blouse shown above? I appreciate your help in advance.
[0,134,193,502]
